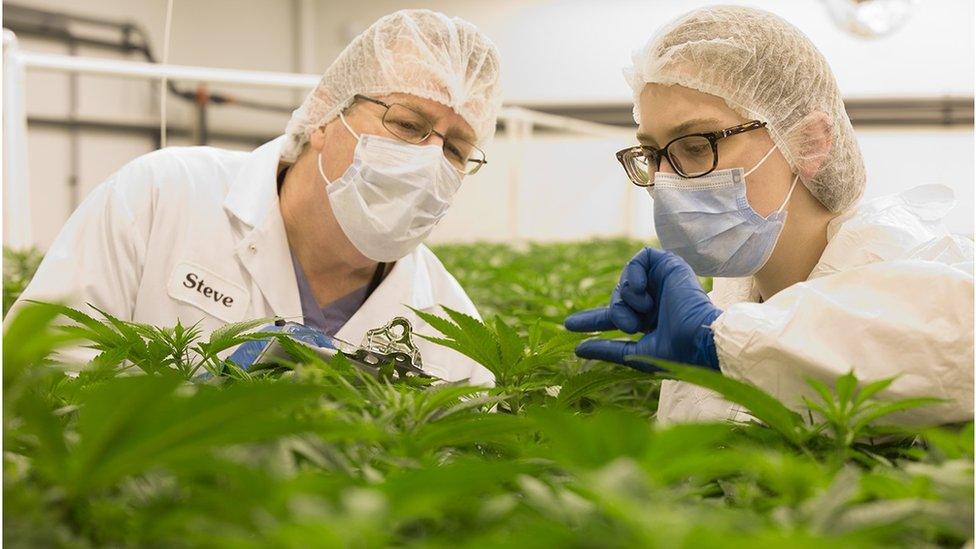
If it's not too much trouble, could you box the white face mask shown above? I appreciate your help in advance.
[318,114,462,262]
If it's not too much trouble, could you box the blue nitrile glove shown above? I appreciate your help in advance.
[564,247,722,372]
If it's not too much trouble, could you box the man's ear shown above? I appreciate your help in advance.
[792,111,834,181]
[308,126,328,152]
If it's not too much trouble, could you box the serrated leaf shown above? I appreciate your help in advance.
[852,398,945,433]
[556,370,640,408]
[634,357,806,445]
[68,376,321,494]
[494,316,526,369]
[853,377,897,410]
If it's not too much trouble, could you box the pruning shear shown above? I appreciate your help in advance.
[228,316,431,380]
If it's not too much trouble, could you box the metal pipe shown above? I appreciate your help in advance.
[194,85,209,145]
[507,96,974,128]
[6,9,296,114]
[67,38,80,211]
[4,3,134,30]
[27,116,274,146]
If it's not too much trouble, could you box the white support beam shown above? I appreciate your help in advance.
[17,52,624,136]
[18,51,322,90]
[500,105,628,137]
[3,31,33,249]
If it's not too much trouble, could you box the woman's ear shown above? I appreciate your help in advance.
[792,111,834,181]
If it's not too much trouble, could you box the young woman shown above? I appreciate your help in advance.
[565,6,973,425]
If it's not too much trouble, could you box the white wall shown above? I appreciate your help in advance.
[11,0,301,246]
[313,0,975,101]
[4,0,974,250]
[856,128,974,235]
[431,126,975,246]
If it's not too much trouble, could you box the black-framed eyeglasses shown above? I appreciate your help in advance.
[615,120,768,187]
[352,94,487,175]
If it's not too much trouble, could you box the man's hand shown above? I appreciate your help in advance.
[564,248,722,372]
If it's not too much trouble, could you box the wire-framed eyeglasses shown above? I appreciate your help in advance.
[353,94,487,176]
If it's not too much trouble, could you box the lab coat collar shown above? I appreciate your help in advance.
[223,136,302,320]
[223,136,438,323]
[223,136,289,228]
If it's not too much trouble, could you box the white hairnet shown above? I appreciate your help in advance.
[281,9,503,163]
[626,6,866,212]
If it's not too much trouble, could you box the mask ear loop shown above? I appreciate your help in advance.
[338,111,360,140]
[316,150,331,185]
[776,175,800,215]
[317,111,362,185]
[742,144,798,215]
[744,144,778,177]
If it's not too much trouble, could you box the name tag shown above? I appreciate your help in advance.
[167,261,249,322]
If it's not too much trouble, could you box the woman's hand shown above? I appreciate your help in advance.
[564,247,722,372]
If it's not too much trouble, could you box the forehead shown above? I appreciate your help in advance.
[637,83,742,131]
[377,92,476,141]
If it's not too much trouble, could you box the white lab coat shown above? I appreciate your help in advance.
[658,184,974,426]
[14,136,494,386]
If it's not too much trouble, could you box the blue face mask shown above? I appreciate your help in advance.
[648,146,798,278]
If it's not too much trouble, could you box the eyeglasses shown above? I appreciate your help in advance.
[615,120,768,187]
[353,94,487,175]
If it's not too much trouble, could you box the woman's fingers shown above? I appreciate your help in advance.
[619,259,653,312]
[564,307,616,332]
[574,338,635,365]
[574,338,663,373]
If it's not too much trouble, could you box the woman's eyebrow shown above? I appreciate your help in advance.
[636,132,657,146]
[670,118,723,137]
[636,117,722,147]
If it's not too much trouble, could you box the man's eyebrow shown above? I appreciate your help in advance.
[403,100,476,143]
[445,125,477,144]
[636,117,724,147]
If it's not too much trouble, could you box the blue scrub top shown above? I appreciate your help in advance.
[290,252,370,336]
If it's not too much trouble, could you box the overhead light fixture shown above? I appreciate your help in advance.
[823,0,918,39]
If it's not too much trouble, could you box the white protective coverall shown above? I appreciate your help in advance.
[13,136,494,386]
[657,184,974,425]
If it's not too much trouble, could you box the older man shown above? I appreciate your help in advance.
[15,9,502,384]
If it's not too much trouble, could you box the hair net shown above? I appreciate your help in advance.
[281,9,503,163]
[626,6,866,212]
